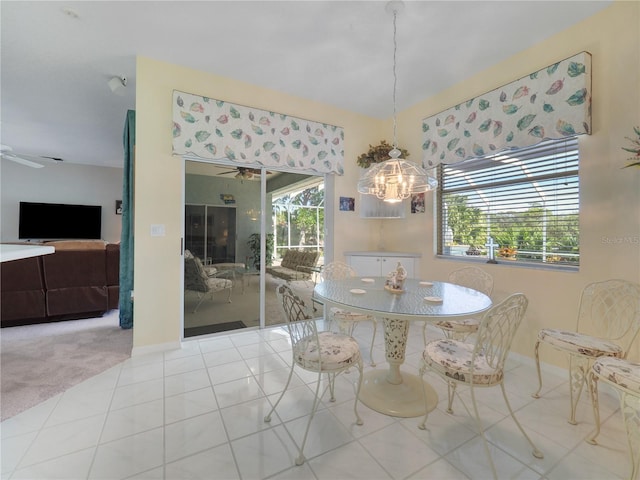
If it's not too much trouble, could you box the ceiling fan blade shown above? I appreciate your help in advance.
[1,152,45,168]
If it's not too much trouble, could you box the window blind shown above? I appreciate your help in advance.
[437,137,579,266]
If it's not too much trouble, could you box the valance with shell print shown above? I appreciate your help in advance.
[172,90,344,175]
[422,51,591,167]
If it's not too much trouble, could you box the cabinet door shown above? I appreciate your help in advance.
[347,256,383,277]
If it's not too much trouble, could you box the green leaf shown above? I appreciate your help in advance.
[506,132,514,142]
[447,138,460,151]
[292,140,301,149]
[230,106,241,119]
[216,101,224,107]
[184,139,192,148]
[422,123,430,133]
[543,103,554,113]
[271,152,280,162]
[215,128,223,137]
[263,141,276,151]
[478,99,490,111]
[455,147,466,158]
[547,63,559,75]
[308,136,319,146]
[528,126,545,138]
[318,151,328,160]
[445,114,455,125]
[438,128,449,137]
[502,104,520,115]
[291,120,300,131]
[195,131,211,142]
[180,112,197,123]
[251,125,264,135]
[190,102,204,113]
[244,135,252,148]
[464,130,471,137]
[478,119,492,132]
[566,88,587,106]
[422,140,431,151]
[556,120,576,136]
[205,143,216,155]
[172,122,181,138]
[472,144,484,156]
[517,114,536,131]
[230,129,243,139]
[224,146,236,160]
[466,99,474,108]
[286,155,296,167]
[568,62,586,77]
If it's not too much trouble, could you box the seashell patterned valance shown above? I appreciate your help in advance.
[172,90,344,175]
[422,51,591,167]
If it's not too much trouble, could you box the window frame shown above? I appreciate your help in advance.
[436,137,580,271]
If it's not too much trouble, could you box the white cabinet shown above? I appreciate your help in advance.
[345,252,420,278]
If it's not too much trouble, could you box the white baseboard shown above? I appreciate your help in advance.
[131,341,181,357]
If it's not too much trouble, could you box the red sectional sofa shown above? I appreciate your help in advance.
[0,240,120,327]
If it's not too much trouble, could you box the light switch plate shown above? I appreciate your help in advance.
[150,224,166,237]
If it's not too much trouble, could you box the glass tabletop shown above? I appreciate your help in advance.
[314,277,492,320]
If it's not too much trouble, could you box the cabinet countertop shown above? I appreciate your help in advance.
[344,251,421,258]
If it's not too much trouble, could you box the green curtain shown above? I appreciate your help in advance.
[119,110,135,329]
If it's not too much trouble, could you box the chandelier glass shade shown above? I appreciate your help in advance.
[358,1,437,203]
[357,148,438,203]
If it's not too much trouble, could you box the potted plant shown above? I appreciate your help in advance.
[247,233,274,269]
[357,140,410,169]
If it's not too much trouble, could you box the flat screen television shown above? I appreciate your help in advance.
[19,202,102,240]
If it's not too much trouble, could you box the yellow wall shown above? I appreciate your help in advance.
[395,0,640,362]
[134,56,385,351]
[134,1,639,364]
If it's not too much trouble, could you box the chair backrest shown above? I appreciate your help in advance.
[321,261,356,281]
[276,284,317,351]
[577,279,640,356]
[472,293,528,375]
[448,266,494,296]
[184,250,208,292]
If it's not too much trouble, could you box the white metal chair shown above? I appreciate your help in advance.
[320,261,378,366]
[423,266,494,344]
[532,279,640,425]
[587,357,640,480]
[264,284,364,466]
[184,250,233,312]
[418,293,543,479]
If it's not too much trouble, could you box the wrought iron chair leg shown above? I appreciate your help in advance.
[568,355,588,425]
[586,370,601,445]
[531,340,543,398]
[500,382,543,459]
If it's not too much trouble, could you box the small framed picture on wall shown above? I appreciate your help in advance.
[339,196,355,211]
[115,200,123,215]
[411,193,425,214]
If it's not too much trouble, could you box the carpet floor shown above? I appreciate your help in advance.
[0,310,132,421]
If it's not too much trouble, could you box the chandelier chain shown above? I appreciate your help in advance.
[392,8,398,150]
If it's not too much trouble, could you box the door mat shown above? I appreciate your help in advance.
[184,321,247,338]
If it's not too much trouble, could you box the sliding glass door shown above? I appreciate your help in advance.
[183,158,326,337]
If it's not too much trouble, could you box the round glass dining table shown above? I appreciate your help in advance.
[313,277,492,417]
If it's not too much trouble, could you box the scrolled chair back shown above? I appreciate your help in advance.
[448,266,494,297]
[276,284,318,354]
[578,279,640,354]
[472,293,528,377]
[320,261,356,281]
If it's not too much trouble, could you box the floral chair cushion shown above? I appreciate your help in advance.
[435,317,480,333]
[424,339,503,386]
[331,307,373,322]
[293,332,361,372]
[592,357,640,395]
[538,328,623,358]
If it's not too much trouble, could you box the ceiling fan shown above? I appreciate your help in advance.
[1,144,63,168]
[218,166,270,180]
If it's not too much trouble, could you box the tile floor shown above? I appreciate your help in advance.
[0,320,632,480]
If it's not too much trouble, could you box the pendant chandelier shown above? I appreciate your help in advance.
[357,1,437,203]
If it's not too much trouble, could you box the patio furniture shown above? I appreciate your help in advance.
[418,293,543,479]
[264,284,364,466]
[184,250,233,312]
[423,266,494,344]
[532,279,640,425]
[321,261,377,366]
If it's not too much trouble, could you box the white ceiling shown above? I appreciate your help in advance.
[1,0,612,169]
